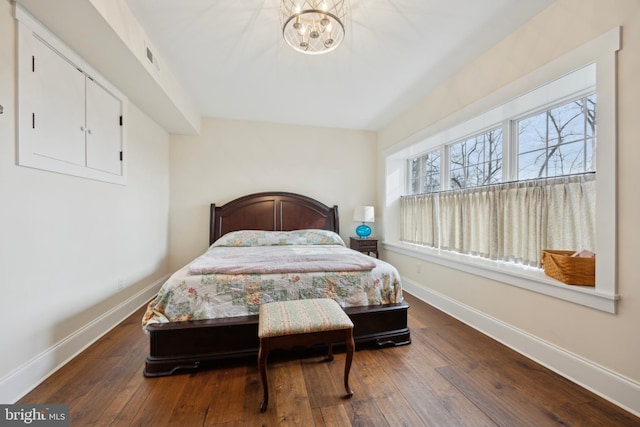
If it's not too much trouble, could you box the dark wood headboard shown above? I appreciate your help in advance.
[210,192,339,245]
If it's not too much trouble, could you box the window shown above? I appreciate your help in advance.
[403,94,596,267]
[384,26,620,313]
[407,95,595,197]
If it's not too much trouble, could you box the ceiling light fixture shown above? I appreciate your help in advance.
[281,0,348,55]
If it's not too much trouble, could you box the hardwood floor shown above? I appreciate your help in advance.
[19,292,640,426]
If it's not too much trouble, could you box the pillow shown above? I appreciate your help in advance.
[212,229,345,248]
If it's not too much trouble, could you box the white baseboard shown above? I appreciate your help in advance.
[402,278,640,417]
[0,275,168,404]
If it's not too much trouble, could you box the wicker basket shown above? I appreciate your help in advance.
[541,250,595,286]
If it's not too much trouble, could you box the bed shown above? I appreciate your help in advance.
[143,192,410,376]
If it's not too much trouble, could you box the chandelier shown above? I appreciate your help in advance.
[280,0,349,55]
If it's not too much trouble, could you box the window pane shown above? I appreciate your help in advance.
[448,127,502,189]
[426,151,440,174]
[586,139,595,171]
[488,159,502,184]
[409,158,420,194]
[548,101,585,145]
[517,95,596,179]
[428,173,440,192]
[518,149,546,179]
[467,164,484,187]
[408,150,441,195]
[450,167,465,189]
[466,137,483,165]
[547,140,587,177]
[586,94,597,137]
[488,129,503,158]
[486,129,503,182]
[423,151,440,193]
[449,142,464,167]
[518,112,547,153]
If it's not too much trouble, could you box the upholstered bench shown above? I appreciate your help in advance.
[257,298,355,412]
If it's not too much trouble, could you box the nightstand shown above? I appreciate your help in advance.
[350,237,378,258]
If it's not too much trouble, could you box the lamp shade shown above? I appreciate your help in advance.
[353,206,375,223]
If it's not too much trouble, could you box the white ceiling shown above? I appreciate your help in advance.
[124,0,554,131]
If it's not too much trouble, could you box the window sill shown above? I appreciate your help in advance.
[383,241,618,313]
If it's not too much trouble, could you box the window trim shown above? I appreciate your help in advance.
[384,27,620,313]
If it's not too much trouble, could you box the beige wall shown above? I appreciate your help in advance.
[0,1,170,402]
[379,0,640,386]
[168,117,377,270]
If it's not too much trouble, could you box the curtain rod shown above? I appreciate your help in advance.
[402,171,596,198]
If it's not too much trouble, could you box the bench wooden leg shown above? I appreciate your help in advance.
[257,326,354,411]
[325,343,334,361]
[344,329,354,398]
[258,342,269,412]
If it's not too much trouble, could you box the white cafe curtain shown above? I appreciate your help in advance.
[400,173,596,267]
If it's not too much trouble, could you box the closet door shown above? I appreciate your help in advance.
[18,8,128,185]
[29,36,86,166]
[86,79,123,176]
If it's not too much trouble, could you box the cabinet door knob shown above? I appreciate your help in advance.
[80,126,86,132]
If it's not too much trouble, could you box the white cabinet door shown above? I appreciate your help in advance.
[30,36,85,166]
[86,79,123,176]
[18,11,128,185]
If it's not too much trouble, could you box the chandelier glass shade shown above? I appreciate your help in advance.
[280,0,348,55]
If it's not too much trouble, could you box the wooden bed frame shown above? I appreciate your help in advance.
[144,192,410,377]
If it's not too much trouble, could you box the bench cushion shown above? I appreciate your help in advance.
[258,299,354,338]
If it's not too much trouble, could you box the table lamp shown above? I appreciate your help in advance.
[353,206,375,238]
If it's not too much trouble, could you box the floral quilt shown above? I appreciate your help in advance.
[143,230,403,329]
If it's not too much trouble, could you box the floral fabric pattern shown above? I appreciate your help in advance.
[142,237,403,329]
[212,229,346,248]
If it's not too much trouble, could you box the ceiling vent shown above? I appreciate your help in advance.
[144,41,160,73]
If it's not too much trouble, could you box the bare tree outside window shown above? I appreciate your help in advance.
[449,128,503,189]
[408,149,441,194]
[517,95,596,180]
[422,151,440,193]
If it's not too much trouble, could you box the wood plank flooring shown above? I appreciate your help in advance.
[19,292,640,426]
